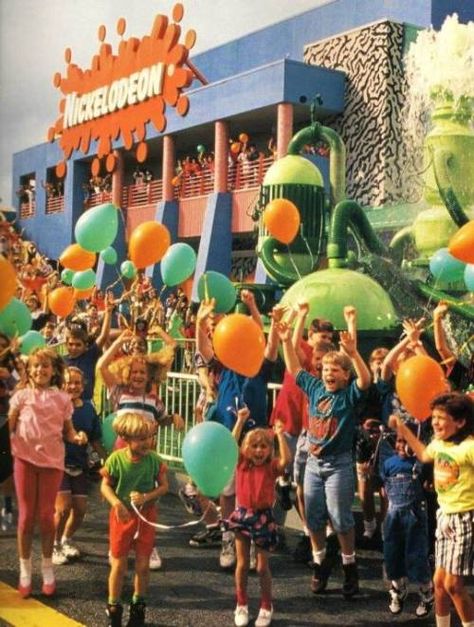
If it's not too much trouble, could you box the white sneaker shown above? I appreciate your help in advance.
[62,539,80,558]
[388,585,407,614]
[234,604,249,627]
[249,540,256,571]
[52,544,69,565]
[220,536,236,569]
[255,606,273,627]
[149,547,162,570]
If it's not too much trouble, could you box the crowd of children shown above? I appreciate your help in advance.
[0,223,473,627]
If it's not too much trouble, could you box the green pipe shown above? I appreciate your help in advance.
[389,225,415,265]
[327,200,388,268]
[431,148,470,226]
[287,123,346,208]
[259,237,301,285]
[417,282,474,321]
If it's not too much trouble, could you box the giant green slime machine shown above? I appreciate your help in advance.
[253,100,474,357]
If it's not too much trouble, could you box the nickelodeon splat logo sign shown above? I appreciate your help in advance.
[48,3,201,178]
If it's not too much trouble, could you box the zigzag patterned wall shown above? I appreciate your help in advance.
[305,21,408,208]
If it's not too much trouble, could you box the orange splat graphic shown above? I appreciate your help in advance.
[48,3,196,175]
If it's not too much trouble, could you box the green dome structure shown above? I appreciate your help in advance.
[263,154,324,186]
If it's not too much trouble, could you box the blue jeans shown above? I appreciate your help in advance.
[304,451,355,534]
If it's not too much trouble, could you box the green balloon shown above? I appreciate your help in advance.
[72,268,96,290]
[61,268,74,285]
[182,422,238,498]
[74,202,118,252]
[197,144,205,154]
[120,260,137,279]
[161,243,196,287]
[19,330,46,355]
[100,246,118,265]
[197,271,236,313]
[0,298,32,338]
[101,412,117,454]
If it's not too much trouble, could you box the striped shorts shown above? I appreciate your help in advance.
[435,509,474,575]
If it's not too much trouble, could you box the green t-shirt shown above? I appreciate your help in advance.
[103,449,166,509]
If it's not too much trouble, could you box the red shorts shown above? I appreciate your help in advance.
[109,504,157,558]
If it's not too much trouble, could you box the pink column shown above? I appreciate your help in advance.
[111,150,123,207]
[277,103,294,159]
[162,135,176,202]
[214,120,229,193]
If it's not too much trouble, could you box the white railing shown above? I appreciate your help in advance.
[46,195,65,214]
[20,201,35,219]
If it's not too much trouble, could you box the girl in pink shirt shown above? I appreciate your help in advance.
[227,408,291,627]
[8,347,87,598]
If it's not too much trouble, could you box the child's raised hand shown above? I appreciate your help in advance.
[114,501,131,522]
[295,300,310,316]
[273,419,284,436]
[236,406,250,423]
[402,317,425,343]
[172,414,185,431]
[343,305,357,324]
[197,298,215,322]
[275,321,292,343]
[74,430,88,446]
[240,289,255,307]
[270,303,288,324]
[433,301,449,321]
[339,330,356,356]
[388,414,402,432]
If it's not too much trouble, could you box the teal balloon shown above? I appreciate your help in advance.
[74,202,118,252]
[197,271,236,313]
[72,268,96,290]
[0,298,32,338]
[182,422,238,498]
[19,330,46,355]
[120,260,137,279]
[100,246,118,265]
[161,243,196,287]
[464,264,474,291]
[196,144,205,154]
[101,413,117,454]
[61,268,74,285]
[429,248,465,282]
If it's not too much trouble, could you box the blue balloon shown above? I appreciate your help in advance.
[464,264,474,291]
[19,330,46,355]
[182,422,238,498]
[120,260,137,279]
[75,202,118,252]
[61,268,74,285]
[0,298,32,338]
[161,243,197,287]
[196,271,237,313]
[72,268,96,290]
[100,246,118,265]
[429,248,465,282]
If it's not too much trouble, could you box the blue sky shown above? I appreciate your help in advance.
[0,0,329,206]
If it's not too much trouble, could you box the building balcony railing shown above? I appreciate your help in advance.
[46,195,65,214]
[19,201,35,219]
[87,190,112,208]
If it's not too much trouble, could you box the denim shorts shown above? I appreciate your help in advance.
[304,451,355,534]
[293,431,309,486]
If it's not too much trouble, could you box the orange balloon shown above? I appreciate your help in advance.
[171,176,180,186]
[239,133,249,143]
[448,220,474,264]
[395,355,447,421]
[0,255,17,311]
[129,221,171,269]
[263,198,301,244]
[230,142,241,154]
[213,314,265,378]
[48,286,76,318]
[59,243,96,271]
[74,287,94,300]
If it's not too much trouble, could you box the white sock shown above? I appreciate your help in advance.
[341,552,356,565]
[61,536,69,545]
[462,622,474,627]
[41,556,55,585]
[303,526,310,536]
[436,615,451,627]
[19,557,32,585]
[313,548,326,565]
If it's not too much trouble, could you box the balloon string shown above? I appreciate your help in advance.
[203,273,209,301]
[300,225,315,270]
[131,500,213,531]
[286,245,302,281]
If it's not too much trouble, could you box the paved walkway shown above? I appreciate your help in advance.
[0,474,458,627]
